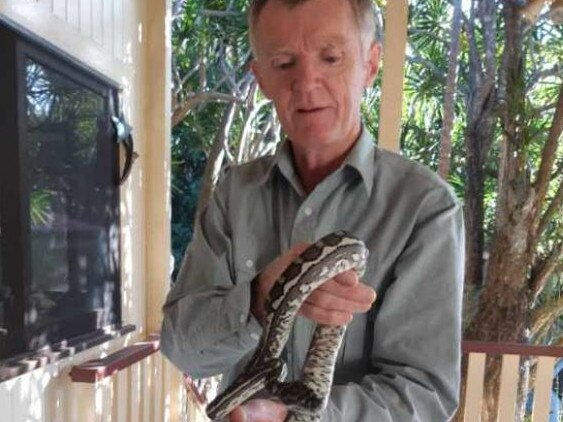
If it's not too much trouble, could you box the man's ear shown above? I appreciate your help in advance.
[364,42,382,88]
[251,59,272,99]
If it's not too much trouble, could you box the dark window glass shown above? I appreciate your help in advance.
[0,214,6,351]
[0,18,124,365]
[24,58,120,350]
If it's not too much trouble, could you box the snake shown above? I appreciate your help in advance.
[206,231,369,421]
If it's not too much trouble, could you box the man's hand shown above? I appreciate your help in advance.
[251,243,376,326]
[251,243,310,324]
[229,399,287,422]
[299,269,376,325]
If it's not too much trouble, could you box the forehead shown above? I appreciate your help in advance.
[253,0,361,54]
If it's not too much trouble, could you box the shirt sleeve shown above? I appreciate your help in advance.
[160,176,263,378]
[322,188,465,421]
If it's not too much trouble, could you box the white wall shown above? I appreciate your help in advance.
[0,1,178,420]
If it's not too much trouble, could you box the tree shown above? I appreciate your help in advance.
[403,1,562,419]
[444,1,562,419]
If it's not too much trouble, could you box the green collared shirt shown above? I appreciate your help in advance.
[161,128,465,421]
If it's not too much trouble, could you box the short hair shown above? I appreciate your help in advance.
[247,0,383,54]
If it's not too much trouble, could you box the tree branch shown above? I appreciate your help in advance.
[236,82,259,164]
[438,0,463,179]
[406,54,445,82]
[531,294,563,340]
[532,83,563,225]
[531,102,557,116]
[462,10,483,86]
[171,92,242,128]
[408,28,449,46]
[248,115,274,159]
[526,64,561,91]
[551,333,563,347]
[200,9,241,18]
[194,101,238,221]
[210,55,252,93]
[480,0,497,82]
[539,178,563,235]
[218,44,241,95]
[530,241,563,300]
[175,64,200,95]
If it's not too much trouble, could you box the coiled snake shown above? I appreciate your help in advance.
[206,231,368,421]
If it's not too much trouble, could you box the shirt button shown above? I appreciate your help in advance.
[245,259,254,268]
[304,207,313,216]
[250,332,260,341]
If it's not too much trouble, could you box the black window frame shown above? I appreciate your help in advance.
[0,16,132,370]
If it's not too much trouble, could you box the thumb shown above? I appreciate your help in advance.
[233,399,287,422]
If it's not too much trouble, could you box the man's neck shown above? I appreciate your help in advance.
[290,135,359,194]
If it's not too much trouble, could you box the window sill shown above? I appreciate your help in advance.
[0,323,136,383]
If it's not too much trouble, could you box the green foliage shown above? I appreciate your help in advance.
[29,190,54,227]
[402,0,451,171]
[171,1,254,273]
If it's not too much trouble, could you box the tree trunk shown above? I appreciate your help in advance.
[463,3,533,419]
[463,131,487,289]
[195,102,238,221]
[451,356,468,422]
[438,0,462,179]
[461,0,497,289]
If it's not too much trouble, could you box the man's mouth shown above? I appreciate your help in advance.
[297,107,327,114]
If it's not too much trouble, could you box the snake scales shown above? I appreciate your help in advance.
[206,231,368,421]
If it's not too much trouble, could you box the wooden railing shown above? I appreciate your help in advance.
[462,341,563,422]
[68,338,562,421]
[69,334,193,422]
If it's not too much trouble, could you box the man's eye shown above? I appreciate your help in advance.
[324,56,341,65]
[272,60,294,69]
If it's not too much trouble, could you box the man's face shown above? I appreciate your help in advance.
[251,0,380,152]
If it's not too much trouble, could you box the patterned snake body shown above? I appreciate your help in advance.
[207,231,368,421]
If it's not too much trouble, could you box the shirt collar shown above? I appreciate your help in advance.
[254,140,294,187]
[257,124,376,196]
[342,125,376,196]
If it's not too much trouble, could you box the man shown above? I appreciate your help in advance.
[161,0,465,421]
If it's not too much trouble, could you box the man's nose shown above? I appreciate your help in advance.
[291,59,321,93]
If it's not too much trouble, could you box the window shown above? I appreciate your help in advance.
[0,18,125,362]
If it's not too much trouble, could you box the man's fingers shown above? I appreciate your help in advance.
[303,289,373,313]
[314,278,376,306]
[230,399,288,422]
[299,302,353,326]
[297,275,377,325]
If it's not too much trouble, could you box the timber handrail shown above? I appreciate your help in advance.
[462,340,563,357]
[69,333,207,407]
[461,340,562,422]
[70,333,160,383]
